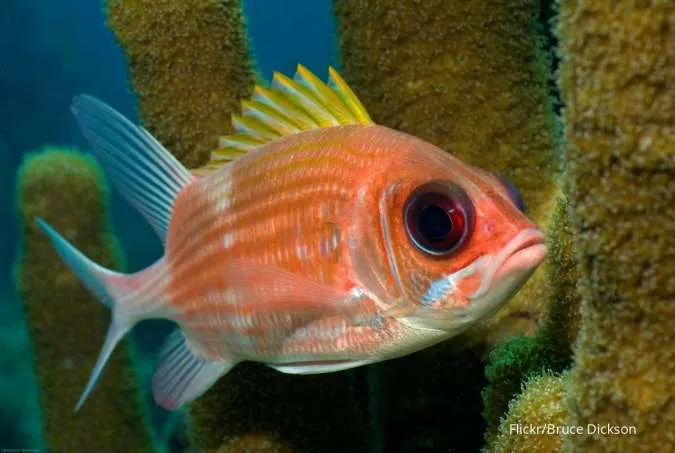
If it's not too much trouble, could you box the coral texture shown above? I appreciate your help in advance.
[487,372,568,453]
[557,1,675,451]
[106,0,256,168]
[482,189,579,443]
[13,148,157,452]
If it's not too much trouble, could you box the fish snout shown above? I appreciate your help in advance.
[469,228,546,301]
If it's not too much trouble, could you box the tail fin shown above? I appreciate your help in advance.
[70,95,196,244]
[36,219,166,411]
[37,96,194,410]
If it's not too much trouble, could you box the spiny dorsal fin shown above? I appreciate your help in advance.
[193,65,373,176]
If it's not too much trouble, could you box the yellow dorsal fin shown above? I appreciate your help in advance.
[192,65,373,176]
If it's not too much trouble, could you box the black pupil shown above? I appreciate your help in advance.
[403,181,474,257]
[417,204,452,242]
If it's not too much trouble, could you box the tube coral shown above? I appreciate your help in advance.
[13,148,158,451]
[106,0,256,168]
[487,372,568,453]
[557,1,675,451]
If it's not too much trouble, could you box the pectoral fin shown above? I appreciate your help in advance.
[221,261,363,320]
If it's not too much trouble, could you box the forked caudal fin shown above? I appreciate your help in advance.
[36,219,168,411]
[36,95,195,410]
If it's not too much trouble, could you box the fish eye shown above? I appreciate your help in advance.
[493,173,525,212]
[403,181,475,257]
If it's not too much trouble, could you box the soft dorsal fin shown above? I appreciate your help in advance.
[193,65,373,176]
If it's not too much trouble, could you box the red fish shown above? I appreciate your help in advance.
[38,65,546,411]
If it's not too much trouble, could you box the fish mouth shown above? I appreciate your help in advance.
[469,228,546,300]
[395,229,545,334]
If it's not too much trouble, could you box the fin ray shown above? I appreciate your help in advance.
[294,65,354,124]
[252,85,318,129]
[75,319,129,411]
[71,95,195,242]
[194,65,373,176]
[218,261,362,319]
[328,67,373,124]
[152,331,234,410]
[240,100,302,135]
[272,72,339,127]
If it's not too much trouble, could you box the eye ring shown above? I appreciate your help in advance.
[403,181,475,257]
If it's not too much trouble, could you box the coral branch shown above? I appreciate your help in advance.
[13,148,158,451]
[107,0,256,168]
[487,372,569,453]
[557,1,675,451]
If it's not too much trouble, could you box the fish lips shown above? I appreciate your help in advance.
[469,228,546,303]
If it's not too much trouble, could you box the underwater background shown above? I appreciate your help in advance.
[1,1,672,452]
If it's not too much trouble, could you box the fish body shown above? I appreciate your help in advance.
[38,66,546,411]
[167,125,419,365]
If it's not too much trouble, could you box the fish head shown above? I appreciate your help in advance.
[349,128,546,335]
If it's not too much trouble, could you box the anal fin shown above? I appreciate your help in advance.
[152,330,235,411]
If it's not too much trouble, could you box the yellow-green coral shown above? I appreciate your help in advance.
[483,335,546,444]
[557,1,675,451]
[487,372,568,453]
[106,0,256,168]
[483,160,580,446]
[334,0,561,340]
[13,148,158,451]
[539,189,581,348]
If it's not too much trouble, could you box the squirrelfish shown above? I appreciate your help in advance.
[38,65,546,411]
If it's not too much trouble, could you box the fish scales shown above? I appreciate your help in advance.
[164,126,398,360]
